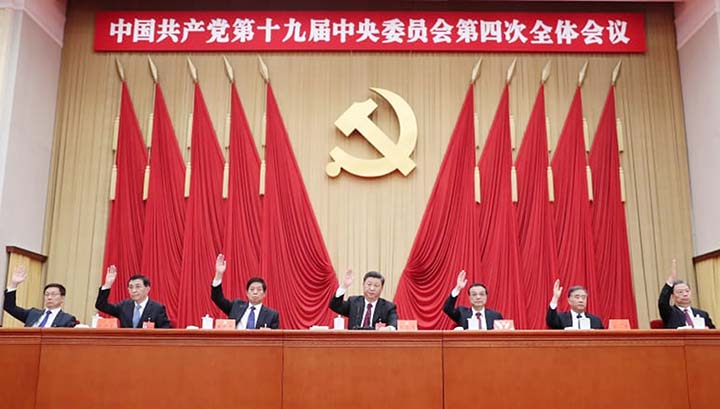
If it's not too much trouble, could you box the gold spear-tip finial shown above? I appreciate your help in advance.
[223,56,234,83]
[115,58,125,82]
[578,60,589,88]
[186,57,198,83]
[147,56,158,84]
[471,57,482,84]
[541,60,551,85]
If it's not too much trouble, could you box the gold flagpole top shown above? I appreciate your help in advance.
[223,56,234,83]
[186,57,198,83]
[258,55,270,83]
[115,58,125,82]
[578,60,589,88]
[147,56,158,84]
[611,60,622,86]
[506,58,517,85]
[471,58,482,84]
[541,60,551,85]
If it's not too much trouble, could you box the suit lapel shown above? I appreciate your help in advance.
[26,310,41,327]
[371,299,381,324]
[235,302,249,322]
[256,307,268,328]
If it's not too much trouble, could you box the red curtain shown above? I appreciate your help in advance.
[140,84,186,325]
[394,87,478,329]
[102,82,148,305]
[589,86,638,327]
[477,85,527,328]
[551,87,599,312]
[222,83,262,299]
[176,83,226,328]
[514,85,558,329]
[261,84,338,329]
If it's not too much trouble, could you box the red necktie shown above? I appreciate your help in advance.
[476,312,482,328]
[684,308,694,328]
[362,304,373,327]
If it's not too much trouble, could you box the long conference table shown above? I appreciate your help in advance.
[1,328,718,409]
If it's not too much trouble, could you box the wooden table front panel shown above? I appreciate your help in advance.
[0,329,41,409]
[35,329,283,409]
[282,331,443,409]
[685,335,720,409]
[444,331,690,409]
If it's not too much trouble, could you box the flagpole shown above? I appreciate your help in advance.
[506,59,518,203]
[611,60,626,203]
[184,57,198,198]
[144,57,159,200]
[258,55,269,196]
[577,61,594,202]
[470,58,482,204]
[110,58,124,201]
[222,56,234,199]
[541,61,555,203]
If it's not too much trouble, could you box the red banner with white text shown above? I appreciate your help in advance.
[95,11,645,53]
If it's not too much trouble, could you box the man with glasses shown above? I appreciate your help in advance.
[329,269,397,330]
[3,265,77,327]
[658,259,716,329]
[95,265,171,328]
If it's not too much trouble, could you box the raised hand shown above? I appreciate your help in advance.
[455,270,468,292]
[104,265,117,288]
[341,269,353,289]
[214,254,227,281]
[666,258,677,285]
[551,279,563,304]
[9,265,28,289]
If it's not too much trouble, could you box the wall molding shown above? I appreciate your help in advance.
[0,0,66,46]
[675,0,720,49]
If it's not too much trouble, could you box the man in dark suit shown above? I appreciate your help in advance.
[3,265,77,327]
[443,270,503,330]
[546,279,604,329]
[95,265,171,328]
[210,254,279,329]
[329,269,397,330]
[658,259,715,329]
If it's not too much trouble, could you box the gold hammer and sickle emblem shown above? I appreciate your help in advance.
[326,88,417,178]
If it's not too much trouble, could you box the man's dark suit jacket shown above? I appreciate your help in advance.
[95,287,171,328]
[658,283,716,329]
[546,306,604,329]
[329,294,398,329]
[3,289,77,327]
[210,284,280,329]
[442,294,504,329]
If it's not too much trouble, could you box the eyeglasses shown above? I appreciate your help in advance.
[44,292,62,297]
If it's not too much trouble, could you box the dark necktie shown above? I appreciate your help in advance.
[38,310,52,328]
[362,304,373,327]
[247,306,256,329]
[476,312,483,329]
[577,314,582,329]
[683,308,694,328]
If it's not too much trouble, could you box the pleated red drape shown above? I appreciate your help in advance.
[102,82,148,305]
[514,85,558,329]
[394,87,479,330]
[477,85,527,328]
[589,86,638,327]
[222,83,262,299]
[551,87,599,313]
[261,84,338,329]
[176,83,226,328]
[140,84,186,325]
